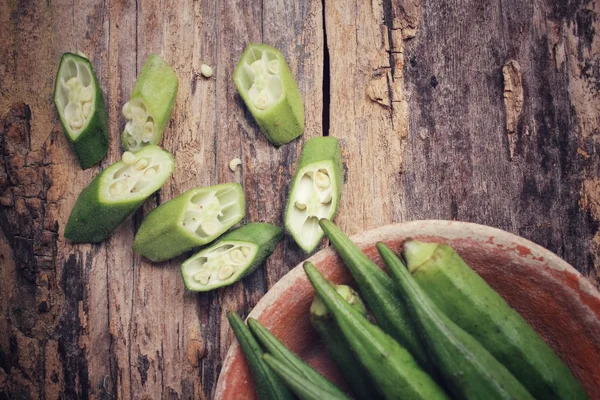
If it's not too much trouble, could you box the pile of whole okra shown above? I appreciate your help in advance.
[54,43,341,292]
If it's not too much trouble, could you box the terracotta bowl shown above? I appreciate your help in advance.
[215,220,600,399]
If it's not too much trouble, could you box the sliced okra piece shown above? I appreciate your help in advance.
[233,43,304,146]
[53,52,109,169]
[121,54,178,151]
[285,137,343,253]
[181,223,283,291]
[133,183,246,262]
[64,146,175,243]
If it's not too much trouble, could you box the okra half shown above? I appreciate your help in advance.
[133,183,245,262]
[122,54,178,151]
[247,318,350,400]
[319,219,430,371]
[234,43,304,146]
[285,138,343,253]
[181,223,282,291]
[54,52,108,169]
[227,312,294,400]
[310,285,383,400]
[303,262,449,400]
[404,240,589,400]
[64,146,175,243]
[377,242,535,400]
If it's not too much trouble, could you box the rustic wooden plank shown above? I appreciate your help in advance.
[401,0,600,284]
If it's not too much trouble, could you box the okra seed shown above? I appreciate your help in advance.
[240,246,251,257]
[143,121,154,138]
[253,90,269,110]
[201,221,219,235]
[109,182,124,196]
[132,106,146,125]
[66,77,79,87]
[193,271,211,285]
[122,102,132,119]
[122,151,136,165]
[229,158,242,172]
[144,168,157,178]
[315,171,331,189]
[267,60,279,74]
[70,115,83,129]
[201,64,213,78]
[81,86,93,102]
[295,201,307,210]
[135,159,149,170]
[217,265,235,280]
[322,193,332,204]
[229,249,246,264]
[82,101,92,118]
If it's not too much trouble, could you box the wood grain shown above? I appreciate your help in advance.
[0,0,598,398]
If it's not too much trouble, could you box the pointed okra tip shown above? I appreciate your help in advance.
[403,239,439,273]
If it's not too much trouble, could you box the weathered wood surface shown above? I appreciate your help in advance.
[0,0,598,398]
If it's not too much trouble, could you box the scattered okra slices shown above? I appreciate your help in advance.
[182,223,283,292]
[133,183,246,262]
[122,53,179,151]
[285,137,343,253]
[64,146,175,243]
[53,52,109,169]
[233,43,304,146]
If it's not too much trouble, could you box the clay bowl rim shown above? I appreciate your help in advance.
[215,219,600,398]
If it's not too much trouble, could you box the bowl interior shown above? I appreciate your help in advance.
[215,220,600,399]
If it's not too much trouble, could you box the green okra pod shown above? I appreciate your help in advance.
[262,354,350,400]
[404,240,589,400]
[54,52,108,169]
[122,53,178,151]
[303,262,449,400]
[318,219,430,371]
[65,146,175,243]
[234,43,304,146]
[227,312,294,400]
[310,285,383,400]
[133,183,245,262]
[247,318,350,399]
[181,223,282,291]
[377,242,534,400]
[285,138,343,253]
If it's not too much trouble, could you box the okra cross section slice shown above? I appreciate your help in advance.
[64,146,175,243]
[234,43,304,146]
[182,223,283,292]
[122,54,178,151]
[133,183,246,262]
[285,137,343,253]
[53,52,108,169]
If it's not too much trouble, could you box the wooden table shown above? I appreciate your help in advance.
[1,0,599,398]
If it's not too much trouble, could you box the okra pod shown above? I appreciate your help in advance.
[233,43,304,146]
[53,52,108,169]
[377,242,535,400]
[122,54,178,151]
[64,146,175,243]
[133,183,245,261]
[404,240,589,400]
[303,262,449,400]
[262,354,350,400]
[310,285,383,400]
[181,223,282,291]
[318,219,430,370]
[285,138,343,253]
[247,318,349,399]
[227,312,294,400]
